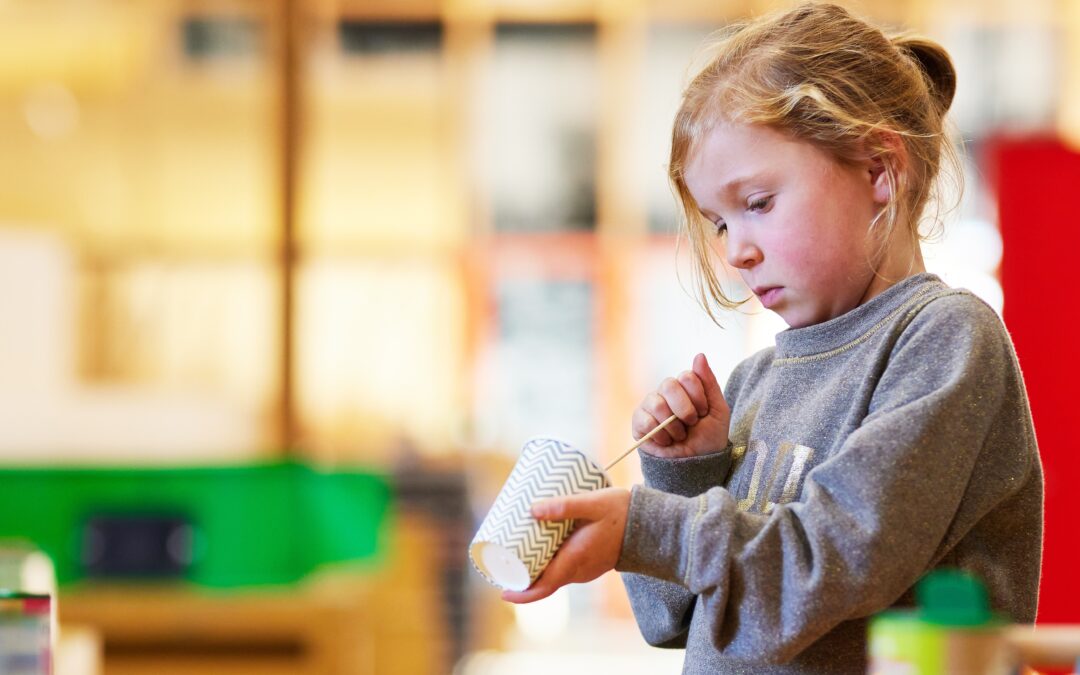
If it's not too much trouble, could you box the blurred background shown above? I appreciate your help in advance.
[0,0,1076,672]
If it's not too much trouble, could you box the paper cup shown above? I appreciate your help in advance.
[469,437,611,591]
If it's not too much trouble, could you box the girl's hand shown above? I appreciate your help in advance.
[500,487,630,604]
[632,353,730,458]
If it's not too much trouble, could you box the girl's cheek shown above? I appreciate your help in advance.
[775,236,818,268]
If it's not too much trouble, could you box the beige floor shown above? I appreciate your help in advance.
[456,615,685,675]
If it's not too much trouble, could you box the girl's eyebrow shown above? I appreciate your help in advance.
[716,173,766,198]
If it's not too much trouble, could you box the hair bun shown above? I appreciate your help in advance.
[892,34,957,115]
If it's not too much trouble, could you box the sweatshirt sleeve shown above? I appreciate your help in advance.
[615,297,1036,664]
[620,448,734,647]
[618,357,751,648]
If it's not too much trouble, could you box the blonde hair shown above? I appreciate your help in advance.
[670,2,961,323]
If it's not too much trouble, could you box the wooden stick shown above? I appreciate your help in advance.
[604,414,679,472]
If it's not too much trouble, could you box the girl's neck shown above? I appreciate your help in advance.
[859,238,926,306]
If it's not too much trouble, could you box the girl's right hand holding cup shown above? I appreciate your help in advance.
[632,353,731,458]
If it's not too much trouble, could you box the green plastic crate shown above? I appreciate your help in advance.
[0,461,392,588]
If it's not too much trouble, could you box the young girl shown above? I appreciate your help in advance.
[501,3,1043,673]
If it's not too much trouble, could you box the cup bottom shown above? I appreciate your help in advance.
[470,541,531,591]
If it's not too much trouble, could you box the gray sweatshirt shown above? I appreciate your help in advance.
[616,273,1043,674]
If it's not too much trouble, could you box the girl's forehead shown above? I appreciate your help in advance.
[699,121,795,152]
[687,123,801,177]
[684,123,847,207]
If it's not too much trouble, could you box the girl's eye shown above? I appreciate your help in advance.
[748,195,774,212]
[713,221,727,236]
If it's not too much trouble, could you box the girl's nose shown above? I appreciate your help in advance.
[724,231,763,269]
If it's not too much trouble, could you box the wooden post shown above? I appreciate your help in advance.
[279,0,300,453]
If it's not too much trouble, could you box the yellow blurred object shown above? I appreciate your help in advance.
[0,539,56,596]
[1060,0,1080,151]
[56,624,103,675]
[296,258,469,463]
[0,2,160,95]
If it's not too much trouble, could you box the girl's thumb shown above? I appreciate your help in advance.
[532,497,573,520]
[531,492,601,520]
[692,353,725,402]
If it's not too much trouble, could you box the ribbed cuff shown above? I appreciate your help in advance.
[639,442,734,497]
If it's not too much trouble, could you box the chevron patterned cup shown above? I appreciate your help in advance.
[469,437,611,591]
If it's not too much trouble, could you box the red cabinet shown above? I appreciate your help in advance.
[991,136,1080,623]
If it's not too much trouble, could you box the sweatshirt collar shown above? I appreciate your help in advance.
[773,272,946,360]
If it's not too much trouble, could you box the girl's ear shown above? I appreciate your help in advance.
[869,155,891,204]
[868,131,906,205]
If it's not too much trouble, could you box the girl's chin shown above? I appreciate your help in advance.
[778,309,818,329]
[783,305,848,329]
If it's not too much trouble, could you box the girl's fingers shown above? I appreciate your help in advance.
[501,526,585,603]
[659,377,700,426]
[664,419,687,442]
[643,393,686,444]
[629,357,725,457]
[634,399,673,446]
[677,370,709,418]
[693,353,726,405]
[643,392,671,422]
[501,574,558,603]
[644,392,688,442]
[643,393,686,440]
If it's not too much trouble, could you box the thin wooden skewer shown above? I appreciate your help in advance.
[604,414,679,472]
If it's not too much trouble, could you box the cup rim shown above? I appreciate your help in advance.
[520,434,613,486]
[468,540,531,592]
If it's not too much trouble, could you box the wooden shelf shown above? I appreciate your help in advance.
[57,512,450,675]
[60,582,376,674]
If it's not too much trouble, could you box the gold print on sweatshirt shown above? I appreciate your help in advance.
[735,440,770,511]
[764,443,815,513]
[730,440,816,513]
